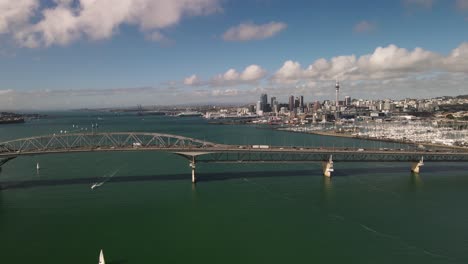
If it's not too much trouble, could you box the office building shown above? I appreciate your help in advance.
[260,93,268,111]
[345,96,351,106]
[289,95,295,111]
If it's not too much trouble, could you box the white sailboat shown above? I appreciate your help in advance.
[99,249,105,264]
[36,162,40,170]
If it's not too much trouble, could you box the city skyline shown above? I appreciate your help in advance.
[0,0,467,110]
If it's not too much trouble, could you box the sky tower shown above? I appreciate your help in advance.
[335,80,340,120]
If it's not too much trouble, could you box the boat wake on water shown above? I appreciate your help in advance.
[91,169,120,190]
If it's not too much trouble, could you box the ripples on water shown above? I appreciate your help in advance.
[0,113,467,264]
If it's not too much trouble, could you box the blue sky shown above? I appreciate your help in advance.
[0,0,467,109]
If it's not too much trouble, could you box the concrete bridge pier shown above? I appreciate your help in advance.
[322,155,334,177]
[190,157,196,184]
[411,156,424,174]
[175,151,212,183]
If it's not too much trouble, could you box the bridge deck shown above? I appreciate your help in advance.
[0,132,467,163]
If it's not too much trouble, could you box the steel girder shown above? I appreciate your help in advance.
[0,132,220,155]
[195,151,468,163]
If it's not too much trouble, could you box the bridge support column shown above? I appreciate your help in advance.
[190,157,196,183]
[175,152,210,183]
[322,155,334,177]
[411,156,424,174]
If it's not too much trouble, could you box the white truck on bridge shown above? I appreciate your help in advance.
[252,145,270,149]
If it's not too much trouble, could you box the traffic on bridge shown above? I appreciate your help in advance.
[1,132,467,182]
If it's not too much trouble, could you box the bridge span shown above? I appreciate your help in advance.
[1,132,467,182]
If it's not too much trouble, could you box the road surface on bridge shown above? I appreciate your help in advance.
[1,132,467,181]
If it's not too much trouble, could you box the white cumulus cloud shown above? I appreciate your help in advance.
[272,60,305,83]
[180,42,468,102]
[239,64,267,82]
[442,42,468,72]
[212,65,266,85]
[1,0,222,48]
[184,74,201,85]
[217,68,240,82]
[356,45,440,75]
[272,44,450,84]
[222,21,287,42]
[0,0,38,34]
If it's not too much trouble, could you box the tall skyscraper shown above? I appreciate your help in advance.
[294,97,300,108]
[260,93,268,111]
[289,95,294,111]
[344,96,351,106]
[270,96,276,108]
[299,95,304,109]
[271,97,278,113]
[256,101,262,115]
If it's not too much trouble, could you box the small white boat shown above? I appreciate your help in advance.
[36,162,40,170]
[99,249,105,264]
[91,182,103,190]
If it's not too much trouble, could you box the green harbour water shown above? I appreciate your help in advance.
[1,112,468,264]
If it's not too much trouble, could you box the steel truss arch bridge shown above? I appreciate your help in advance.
[1,132,468,183]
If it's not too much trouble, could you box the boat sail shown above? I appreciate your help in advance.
[99,249,105,264]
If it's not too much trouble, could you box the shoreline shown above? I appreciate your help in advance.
[277,128,468,151]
